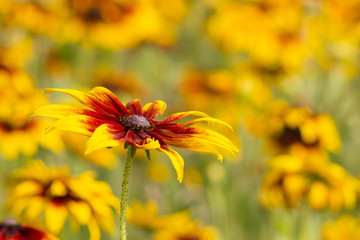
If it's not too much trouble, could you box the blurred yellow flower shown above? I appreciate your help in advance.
[91,68,144,98]
[0,220,58,240]
[260,155,308,208]
[153,222,220,240]
[5,160,119,240]
[0,44,64,160]
[260,155,359,211]
[127,201,189,230]
[146,160,170,182]
[321,215,360,240]
[248,101,341,156]
[0,0,60,36]
[0,0,188,49]
[61,132,117,168]
[127,201,220,240]
[181,69,237,112]
[207,0,306,73]
[33,87,238,182]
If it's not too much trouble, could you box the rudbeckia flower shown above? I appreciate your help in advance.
[260,155,359,211]
[0,220,58,240]
[33,87,239,182]
[6,160,119,240]
[322,215,360,240]
[127,201,220,240]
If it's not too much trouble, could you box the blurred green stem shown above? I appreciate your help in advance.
[120,146,135,240]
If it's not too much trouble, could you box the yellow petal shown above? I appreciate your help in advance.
[25,196,45,220]
[160,111,210,124]
[68,201,92,224]
[46,115,95,136]
[180,117,233,130]
[158,147,184,182]
[11,180,43,198]
[49,180,67,197]
[130,138,161,150]
[31,105,81,120]
[84,124,122,155]
[161,129,239,160]
[88,218,101,240]
[45,202,68,234]
[44,88,90,104]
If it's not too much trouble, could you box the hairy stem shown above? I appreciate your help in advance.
[120,146,135,240]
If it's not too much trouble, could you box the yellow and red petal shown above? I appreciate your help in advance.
[84,124,126,155]
[157,146,184,182]
[156,111,210,125]
[178,117,233,130]
[127,136,161,150]
[89,87,129,116]
[44,88,125,118]
[126,99,143,115]
[46,115,112,136]
[142,100,167,119]
[32,105,82,120]
[153,128,239,160]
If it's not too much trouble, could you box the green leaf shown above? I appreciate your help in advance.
[124,142,130,149]
[145,150,151,161]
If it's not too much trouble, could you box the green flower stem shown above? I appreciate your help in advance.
[120,146,135,240]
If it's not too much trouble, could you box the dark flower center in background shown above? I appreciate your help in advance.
[86,7,103,22]
[120,114,153,132]
[178,236,200,240]
[275,126,319,148]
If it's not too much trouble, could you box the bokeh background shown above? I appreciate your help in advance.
[1,0,360,239]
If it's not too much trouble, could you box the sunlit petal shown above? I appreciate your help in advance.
[84,124,124,155]
[157,146,184,182]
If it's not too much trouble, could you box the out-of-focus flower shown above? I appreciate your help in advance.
[321,215,360,240]
[5,160,119,240]
[0,0,188,49]
[0,219,58,240]
[127,201,220,240]
[260,155,359,211]
[180,69,243,140]
[0,43,64,160]
[61,132,117,168]
[247,101,341,156]
[57,0,189,48]
[33,87,238,182]
[127,201,189,230]
[153,222,219,240]
[91,68,144,98]
[181,69,237,113]
[0,0,59,36]
[260,155,308,208]
[146,160,170,182]
[207,0,306,74]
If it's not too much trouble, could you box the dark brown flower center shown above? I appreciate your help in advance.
[120,114,153,132]
[275,126,319,148]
